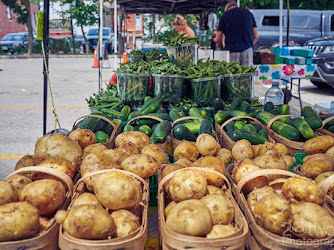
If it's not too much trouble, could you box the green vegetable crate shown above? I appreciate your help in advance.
[152,74,184,104]
[166,42,197,67]
[129,54,144,63]
[116,73,149,102]
[190,77,220,106]
[221,73,254,102]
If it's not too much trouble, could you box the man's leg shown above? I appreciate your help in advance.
[240,47,253,67]
[230,52,240,63]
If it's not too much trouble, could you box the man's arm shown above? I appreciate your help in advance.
[253,27,259,45]
[214,31,224,50]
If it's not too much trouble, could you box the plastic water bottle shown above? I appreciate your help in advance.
[264,81,284,107]
[330,101,334,115]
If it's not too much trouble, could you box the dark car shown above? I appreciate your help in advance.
[304,36,334,88]
[0,32,29,53]
[84,27,114,53]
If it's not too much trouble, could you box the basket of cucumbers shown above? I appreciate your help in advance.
[317,115,334,138]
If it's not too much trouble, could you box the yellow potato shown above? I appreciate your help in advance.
[314,171,334,184]
[206,224,239,239]
[174,158,192,168]
[161,164,184,194]
[35,158,76,179]
[173,141,199,161]
[82,143,107,158]
[0,202,40,241]
[326,146,334,159]
[300,154,334,179]
[115,131,151,151]
[103,148,128,165]
[20,179,66,215]
[247,186,276,214]
[275,143,289,156]
[141,144,168,165]
[117,141,140,157]
[216,148,232,165]
[253,155,288,171]
[72,192,102,208]
[196,134,219,156]
[282,155,295,169]
[94,171,142,210]
[0,181,18,205]
[15,154,44,171]
[192,156,225,186]
[232,139,253,161]
[111,209,140,237]
[69,129,96,149]
[253,194,292,235]
[201,194,234,225]
[257,142,279,157]
[282,177,325,205]
[5,174,32,196]
[166,199,212,236]
[121,154,160,178]
[304,135,334,155]
[206,185,225,196]
[253,144,261,158]
[164,201,177,219]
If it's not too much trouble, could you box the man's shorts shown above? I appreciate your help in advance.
[230,47,253,67]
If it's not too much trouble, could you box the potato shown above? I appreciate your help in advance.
[291,202,334,239]
[174,158,192,168]
[326,146,334,159]
[314,171,334,184]
[34,134,82,167]
[111,209,140,237]
[94,171,142,210]
[232,139,253,161]
[173,141,199,162]
[304,135,334,155]
[253,144,261,158]
[0,202,40,241]
[117,141,140,157]
[72,193,102,208]
[201,194,234,225]
[216,148,232,165]
[214,142,221,155]
[69,129,96,148]
[253,194,292,235]
[35,158,76,179]
[103,149,128,165]
[282,177,325,205]
[5,174,32,196]
[141,144,168,165]
[80,152,119,191]
[115,131,151,151]
[82,143,108,158]
[300,154,334,179]
[161,164,184,194]
[253,155,288,171]
[0,181,18,205]
[39,216,51,232]
[196,134,219,156]
[168,169,207,201]
[257,142,279,157]
[207,185,225,196]
[232,159,268,193]
[57,204,116,240]
[275,143,289,156]
[269,178,288,195]
[206,224,239,239]
[247,186,276,213]
[282,155,294,169]
[166,199,212,236]
[121,154,160,178]
[192,156,225,186]
[15,154,44,170]
[164,201,177,219]
[20,179,66,215]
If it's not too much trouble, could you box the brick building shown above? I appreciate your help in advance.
[0,2,39,39]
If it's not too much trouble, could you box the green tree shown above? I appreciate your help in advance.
[1,0,34,54]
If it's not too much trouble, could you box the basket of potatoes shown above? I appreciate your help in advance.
[0,166,73,250]
[235,168,334,249]
[57,169,149,250]
[158,166,249,249]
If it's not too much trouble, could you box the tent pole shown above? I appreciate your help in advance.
[99,0,103,90]
[286,0,290,47]
[42,0,49,135]
[114,0,117,70]
[279,0,283,48]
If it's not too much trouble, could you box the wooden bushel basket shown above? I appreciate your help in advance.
[320,174,334,212]
[216,116,275,151]
[58,169,149,250]
[72,115,122,149]
[1,166,74,250]
[171,116,219,152]
[236,169,334,249]
[158,167,249,250]
[317,116,334,138]
[126,115,169,151]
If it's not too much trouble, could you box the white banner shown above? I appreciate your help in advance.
[49,19,72,39]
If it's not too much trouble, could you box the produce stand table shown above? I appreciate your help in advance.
[254,64,317,113]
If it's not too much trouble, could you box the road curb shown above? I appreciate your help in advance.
[0,54,117,59]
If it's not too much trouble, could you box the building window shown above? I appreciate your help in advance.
[331,15,334,32]
[7,7,12,22]
[135,14,141,30]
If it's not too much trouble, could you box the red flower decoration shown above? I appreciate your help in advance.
[283,65,295,76]
[298,68,304,76]
[255,70,259,76]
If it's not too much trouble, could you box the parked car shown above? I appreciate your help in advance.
[304,36,334,88]
[0,32,29,53]
[83,27,114,53]
[252,9,334,51]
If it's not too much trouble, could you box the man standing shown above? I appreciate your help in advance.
[214,1,259,66]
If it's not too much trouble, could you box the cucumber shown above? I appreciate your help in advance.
[200,108,208,118]
[234,121,246,130]
[127,111,141,122]
[173,124,197,141]
[101,108,124,119]
[264,102,274,112]
[93,119,108,132]
[104,123,114,136]
[189,107,205,119]
[225,121,236,131]
[139,98,161,115]
[290,117,315,139]
[121,105,131,120]
[258,129,268,139]
[95,131,109,143]
[139,125,152,136]
[244,124,257,133]
[198,119,213,136]
[170,108,182,122]
[137,119,159,127]
[320,116,334,129]
[328,125,334,133]
[147,113,172,121]
[78,117,98,131]
[144,96,152,104]
[233,129,269,145]
[229,97,243,111]
[302,106,323,129]
[248,111,256,118]
[214,111,231,124]
[183,120,202,134]
[157,108,167,114]
[150,120,172,144]
[276,104,290,123]
[240,101,252,113]
[226,128,236,141]
[253,124,262,133]
[123,125,134,132]
[230,110,249,118]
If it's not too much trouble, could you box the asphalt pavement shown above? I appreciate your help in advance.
[0,55,334,180]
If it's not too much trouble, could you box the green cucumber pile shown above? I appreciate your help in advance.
[320,115,334,133]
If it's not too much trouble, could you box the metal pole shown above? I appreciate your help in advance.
[42,0,49,135]
[114,0,117,69]
[279,0,283,48]
[99,0,103,90]
[286,0,290,47]
[71,19,75,54]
